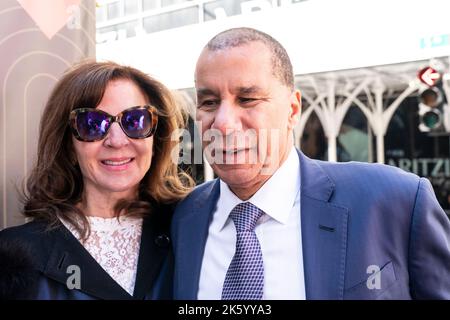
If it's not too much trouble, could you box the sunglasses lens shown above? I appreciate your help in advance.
[76,110,110,141]
[121,108,153,138]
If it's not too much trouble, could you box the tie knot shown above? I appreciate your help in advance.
[229,202,264,233]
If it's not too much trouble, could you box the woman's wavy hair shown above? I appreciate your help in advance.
[23,60,194,239]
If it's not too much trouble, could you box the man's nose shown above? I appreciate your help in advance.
[103,122,129,148]
[211,102,242,134]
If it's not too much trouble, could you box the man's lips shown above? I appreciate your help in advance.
[215,147,256,153]
[221,149,247,154]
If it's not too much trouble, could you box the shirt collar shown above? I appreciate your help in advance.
[216,146,300,230]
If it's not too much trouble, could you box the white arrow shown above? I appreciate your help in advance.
[421,68,441,86]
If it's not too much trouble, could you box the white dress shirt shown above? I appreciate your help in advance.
[198,146,305,300]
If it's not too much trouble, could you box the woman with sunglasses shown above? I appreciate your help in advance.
[0,61,194,299]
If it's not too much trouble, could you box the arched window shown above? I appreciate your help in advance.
[337,105,372,162]
[300,111,327,161]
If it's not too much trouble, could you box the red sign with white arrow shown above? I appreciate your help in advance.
[418,67,441,86]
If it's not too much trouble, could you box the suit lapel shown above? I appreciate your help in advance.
[298,151,349,299]
[174,180,220,299]
[43,224,131,300]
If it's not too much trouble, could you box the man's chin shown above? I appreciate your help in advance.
[212,164,260,184]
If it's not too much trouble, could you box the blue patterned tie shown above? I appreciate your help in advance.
[222,202,265,300]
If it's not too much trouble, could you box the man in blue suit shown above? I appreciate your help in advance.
[171,27,450,299]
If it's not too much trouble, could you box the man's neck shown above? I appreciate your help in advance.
[230,145,293,201]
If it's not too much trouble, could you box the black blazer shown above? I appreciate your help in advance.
[0,205,174,300]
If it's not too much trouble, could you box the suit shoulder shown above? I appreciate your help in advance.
[177,179,217,206]
[0,220,51,243]
[0,221,51,299]
[173,179,218,219]
[301,159,434,230]
[311,159,423,208]
[316,159,420,187]
[0,220,54,268]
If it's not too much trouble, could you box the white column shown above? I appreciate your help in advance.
[376,133,385,164]
[326,79,337,162]
[367,125,373,163]
[327,134,337,162]
[373,79,386,164]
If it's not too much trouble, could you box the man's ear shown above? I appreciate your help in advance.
[288,89,301,130]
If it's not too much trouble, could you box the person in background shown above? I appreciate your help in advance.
[0,61,193,300]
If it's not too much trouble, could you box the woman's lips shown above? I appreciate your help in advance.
[100,158,134,171]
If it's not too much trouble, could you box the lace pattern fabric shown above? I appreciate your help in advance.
[60,215,143,296]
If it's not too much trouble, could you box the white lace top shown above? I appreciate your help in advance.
[60,215,143,296]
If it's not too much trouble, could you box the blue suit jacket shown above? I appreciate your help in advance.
[171,150,450,299]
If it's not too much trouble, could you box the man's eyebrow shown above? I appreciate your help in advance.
[196,88,217,97]
[237,86,263,95]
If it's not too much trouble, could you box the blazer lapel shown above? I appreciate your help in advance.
[174,180,220,299]
[43,223,132,300]
[298,151,349,299]
[133,209,171,299]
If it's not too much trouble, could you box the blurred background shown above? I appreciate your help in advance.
[1,0,449,228]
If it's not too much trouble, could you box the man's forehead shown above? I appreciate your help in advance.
[196,85,266,97]
[198,41,270,63]
[194,44,277,96]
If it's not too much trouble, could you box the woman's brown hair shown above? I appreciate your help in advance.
[23,60,194,239]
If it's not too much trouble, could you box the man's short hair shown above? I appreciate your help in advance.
[205,27,294,90]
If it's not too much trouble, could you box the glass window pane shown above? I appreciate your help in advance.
[385,96,450,213]
[162,0,189,7]
[96,6,107,23]
[143,0,159,11]
[337,105,369,162]
[107,1,121,19]
[278,0,308,5]
[143,6,198,33]
[125,0,139,15]
[204,0,244,21]
[301,112,327,161]
[97,20,139,40]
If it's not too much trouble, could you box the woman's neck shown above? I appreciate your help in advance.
[79,186,138,218]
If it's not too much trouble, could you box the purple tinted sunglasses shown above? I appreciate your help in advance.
[69,105,158,142]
